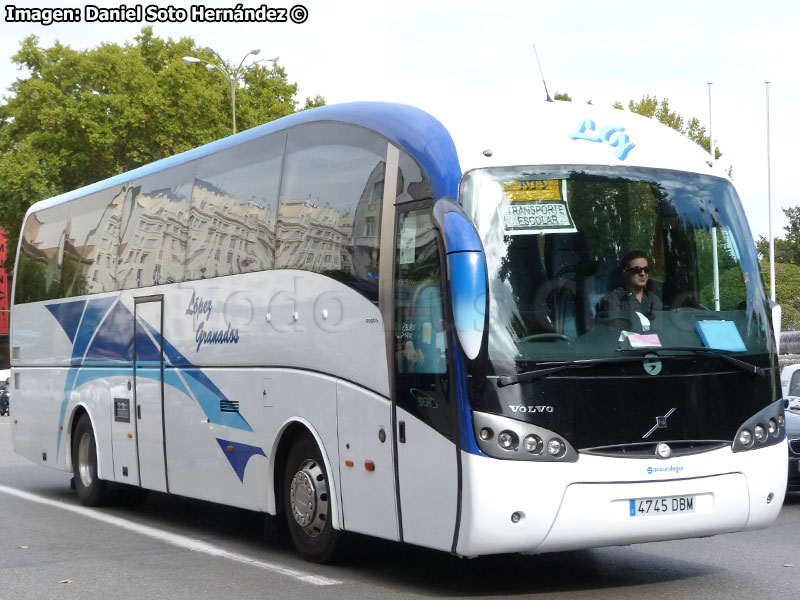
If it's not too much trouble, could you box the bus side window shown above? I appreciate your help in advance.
[394,209,452,438]
[187,133,285,280]
[116,164,194,290]
[276,122,389,303]
[15,203,70,303]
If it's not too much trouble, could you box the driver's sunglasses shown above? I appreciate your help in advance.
[625,266,650,275]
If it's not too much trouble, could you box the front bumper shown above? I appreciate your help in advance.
[455,440,786,556]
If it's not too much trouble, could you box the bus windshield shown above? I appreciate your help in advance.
[460,165,772,369]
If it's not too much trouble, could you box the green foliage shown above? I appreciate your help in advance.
[756,235,796,263]
[0,27,325,270]
[782,206,800,251]
[696,229,744,310]
[557,92,721,160]
[760,260,800,330]
[699,266,747,311]
[553,91,572,102]
[567,176,666,279]
[757,206,800,267]
[627,95,720,160]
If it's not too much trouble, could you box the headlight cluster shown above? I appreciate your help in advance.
[732,400,786,453]
[473,411,577,462]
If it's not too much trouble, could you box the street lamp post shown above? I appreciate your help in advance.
[765,80,775,302]
[707,81,721,311]
[183,47,279,134]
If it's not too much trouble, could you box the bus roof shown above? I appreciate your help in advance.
[25,101,462,215]
[25,100,725,218]
[451,100,724,178]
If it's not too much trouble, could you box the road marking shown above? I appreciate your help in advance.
[0,484,340,586]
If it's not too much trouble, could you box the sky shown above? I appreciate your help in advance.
[0,0,797,243]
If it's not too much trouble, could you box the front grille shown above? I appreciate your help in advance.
[789,439,800,455]
[581,440,728,458]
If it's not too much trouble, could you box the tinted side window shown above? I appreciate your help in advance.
[15,202,71,303]
[276,123,388,302]
[62,188,123,297]
[393,208,453,438]
[116,162,195,289]
[187,133,285,280]
[397,149,432,203]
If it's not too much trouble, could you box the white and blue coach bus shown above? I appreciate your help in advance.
[10,101,786,562]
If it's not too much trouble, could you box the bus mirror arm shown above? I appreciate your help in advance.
[432,197,489,362]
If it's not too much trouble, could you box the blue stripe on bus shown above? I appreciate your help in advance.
[86,300,134,362]
[135,316,161,363]
[451,333,484,457]
[135,315,252,431]
[70,296,116,366]
[176,369,253,432]
[56,367,82,458]
[215,438,267,482]
[50,300,255,463]
[55,365,253,461]
[45,300,86,343]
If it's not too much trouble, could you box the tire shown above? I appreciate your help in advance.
[284,434,348,563]
[72,414,116,506]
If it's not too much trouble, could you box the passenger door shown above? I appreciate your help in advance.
[134,296,168,493]
[393,206,459,551]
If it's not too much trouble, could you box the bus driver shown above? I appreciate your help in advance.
[597,250,663,331]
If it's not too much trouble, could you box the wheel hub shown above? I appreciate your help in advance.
[289,459,328,537]
[77,432,94,488]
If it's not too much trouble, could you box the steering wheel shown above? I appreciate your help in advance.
[518,333,575,343]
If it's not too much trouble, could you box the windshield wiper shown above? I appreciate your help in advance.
[496,346,766,387]
[497,356,651,387]
[617,346,766,378]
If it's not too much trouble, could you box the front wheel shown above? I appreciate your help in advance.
[72,414,116,506]
[284,434,348,563]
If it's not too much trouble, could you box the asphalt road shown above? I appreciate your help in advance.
[1,413,799,600]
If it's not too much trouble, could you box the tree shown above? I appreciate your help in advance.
[0,27,325,269]
[757,207,800,266]
[760,260,800,331]
[627,95,720,160]
[756,235,796,264]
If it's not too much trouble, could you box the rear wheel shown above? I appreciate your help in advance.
[284,434,348,563]
[72,414,116,506]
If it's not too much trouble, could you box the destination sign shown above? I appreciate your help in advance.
[501,179,575,234]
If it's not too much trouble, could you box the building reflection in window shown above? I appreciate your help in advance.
[276,123,389,302]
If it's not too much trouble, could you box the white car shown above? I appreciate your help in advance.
[780,363,800,413]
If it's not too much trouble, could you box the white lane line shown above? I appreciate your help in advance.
[0,483,340,586]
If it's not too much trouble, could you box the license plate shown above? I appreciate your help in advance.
[629,495,695,516]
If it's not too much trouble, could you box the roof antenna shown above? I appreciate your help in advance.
[532,43,553,102]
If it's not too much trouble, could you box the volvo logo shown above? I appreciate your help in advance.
[643,408,676,439]
[642,353,662,376]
